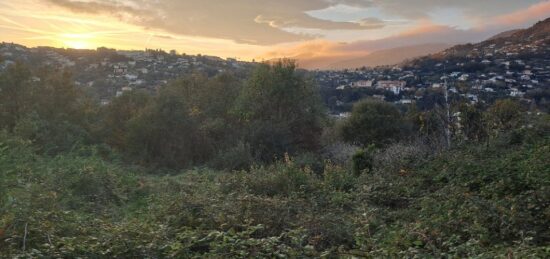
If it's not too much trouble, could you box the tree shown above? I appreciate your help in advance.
[484,99,523,138]
[13,69,96,154]
[121,72,249,169]
[166,73,247,168]
[341,99,406,148]
[126,87,208,169]
[458,103,486,141]
[33,70,90,124]
[99,90,151,150]
[233,60,325,162]
[0,63,32,131]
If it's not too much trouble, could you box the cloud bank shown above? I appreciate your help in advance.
[44,0,547,45]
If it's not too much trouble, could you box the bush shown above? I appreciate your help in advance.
[342,100,408,148]
[209,141,254,171]
[352,147,374,176]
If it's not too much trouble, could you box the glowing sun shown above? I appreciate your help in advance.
[60,33,94,49]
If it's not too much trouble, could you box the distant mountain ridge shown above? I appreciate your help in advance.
[487,29,523,41]
[327,43,452,69]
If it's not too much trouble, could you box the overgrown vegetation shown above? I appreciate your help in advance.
[1,60,549,257]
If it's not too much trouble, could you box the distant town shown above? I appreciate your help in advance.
[2,22,549,116]
[0,43,255,106]
[315,25,550,116]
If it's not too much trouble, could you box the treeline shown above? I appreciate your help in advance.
[1,60,547,171]
[0,60,324,170]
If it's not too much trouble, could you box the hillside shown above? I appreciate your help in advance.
[417,17,550,62]
[328,43,451,69]
[487,29,523,41]
[1,119,548,257]
[395,17,550,110]
[0,43,255,101]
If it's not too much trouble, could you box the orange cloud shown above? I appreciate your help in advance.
[492,1,550,26]
[398,19,451,37]
[259,40,369,68]
[263,40,352,58]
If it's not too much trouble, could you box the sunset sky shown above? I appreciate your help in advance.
[1,0,550,63]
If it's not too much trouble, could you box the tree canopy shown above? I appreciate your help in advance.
[342,99,407,148]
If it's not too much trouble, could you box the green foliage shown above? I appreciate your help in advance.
[98,90,151,150]
[1,126,549,257]
[1,60,549,258]
[0,65,95,154]
[458,102,487,141]
[485,99,523,138]
[351,146,374,176]
[0,62,32,130]
[352,135,550,257]
[125,87,208,169]
[412,107,446,138]
[208,141,254,171]
[14,111,90,155]
[342,99,408,148]
[233,60,325,162]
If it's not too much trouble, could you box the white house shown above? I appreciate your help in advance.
[351,80,373,88]
[376,81,406,94]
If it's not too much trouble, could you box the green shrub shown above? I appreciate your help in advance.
[208,141,254,171]
[352,147,374,176]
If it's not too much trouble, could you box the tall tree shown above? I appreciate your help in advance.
[99,90,151,150]
[233,60,325,161]
[12,69,96,154]
[126,91,206,169]
[458,103,486,141]
[0,63,32,131]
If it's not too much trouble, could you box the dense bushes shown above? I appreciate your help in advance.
[0,61,325,170]
[0,135,358,256]
[342,99,408,148]
[1,128,548,257]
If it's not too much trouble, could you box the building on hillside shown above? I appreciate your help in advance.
[376,80,406,94]
[397,99,414,104]
[351,80,373,88]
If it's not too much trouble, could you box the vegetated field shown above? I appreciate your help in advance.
[1,131,549,258]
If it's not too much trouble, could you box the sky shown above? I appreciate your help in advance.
[1,0,549,65]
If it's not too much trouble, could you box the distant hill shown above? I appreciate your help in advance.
[511,17,550,40]
[327,43,452,69]
[487,29,523,41]
[403,17,550,67]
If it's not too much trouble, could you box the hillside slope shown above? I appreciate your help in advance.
[328,43,451,69]
[1,126,549,257]
[412,17,550,62]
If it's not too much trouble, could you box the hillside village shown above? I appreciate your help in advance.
[0,43,254,105]
[316,19,550,116]
[1,19,549,115]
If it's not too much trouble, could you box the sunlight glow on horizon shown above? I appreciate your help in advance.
[0,0,271,60]
[59,33,94,49]
[1,0,548,64]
